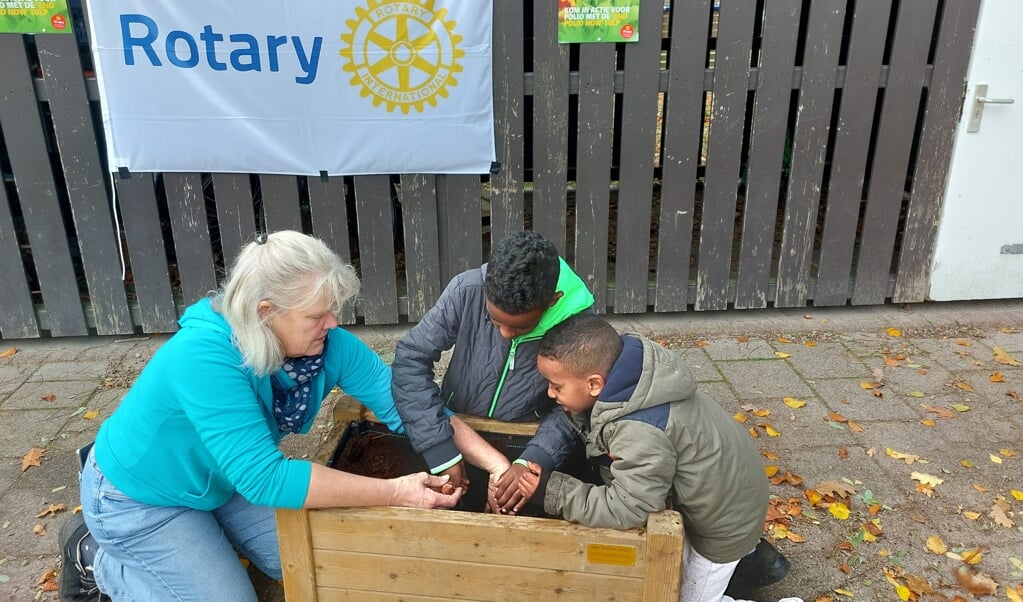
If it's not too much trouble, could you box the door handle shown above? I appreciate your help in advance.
[967,84,1015,132]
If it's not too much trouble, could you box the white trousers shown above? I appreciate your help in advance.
[680,539,750,602]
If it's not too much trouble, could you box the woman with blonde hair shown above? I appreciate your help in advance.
[67,230,504,600]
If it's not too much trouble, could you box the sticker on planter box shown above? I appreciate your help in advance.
[586,543,637,566]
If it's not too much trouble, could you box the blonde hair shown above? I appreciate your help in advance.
[213,230,360,375]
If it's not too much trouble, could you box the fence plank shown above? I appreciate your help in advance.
[352,176,398,325]
[490,0,525,241]
[0,161,39,338]
[613,0,664,314]
[437,175,482,286]
[694,3,756,310]
[37,33,133,335]
[531,0,569,252]
[573,43,616,313]
[814,0,892,306]
[261,175,303,233]
[0,36,87,336]
[308,177,356,325]
[399,175,441,322]
[893,1,981,303]
[164,173,217,305]
[774,2,846,308]
[115,175,179,332]
[852,0,937,305]
[733,0,801,309]
[653,0,712,313]
[212,173,256,270]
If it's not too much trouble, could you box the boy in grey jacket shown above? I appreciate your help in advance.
[519,313,798,602]
[391,231,594,512]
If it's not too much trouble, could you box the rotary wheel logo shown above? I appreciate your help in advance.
[341,0,464,114]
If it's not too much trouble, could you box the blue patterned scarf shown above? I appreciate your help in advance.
[270,339,327,434]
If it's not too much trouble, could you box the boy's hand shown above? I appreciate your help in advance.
[517,461,542,500]
[438,462,469,492]
[491,462,540,515]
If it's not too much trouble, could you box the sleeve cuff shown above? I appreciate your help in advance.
[421,438,462,474]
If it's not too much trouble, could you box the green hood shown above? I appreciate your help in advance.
[518,257,595,340]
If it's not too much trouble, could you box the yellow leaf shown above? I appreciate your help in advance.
[990,372,1006,382]
[884,357,901,367]
[0,346,16,358]
[83,410,99,420]
[1011,489,1023,501]
[860,381,880,389]
[762,450,778,460]
[911,472,943,487]
[894,584,910,601]
[774,351,791,359]
[785,530,806,543]
[887,448,920,464]
[834,588,855,597]
[783,397,806,409]
[994,346,1022,366]
[829,502,851,520]
[764,466,779,477]
[764,424,781,437]
[1007,585,1023,602]
[1010,557,1023,571]
[777,336,792,344]
[950,404,970,412]
[962,510,981,520]
[804,341,817,348]
[925,536,947,554]
[953,381,973,392]
[973,483,988,492]
[961,459,973,468]
[696,340,709,347]
[955,339,972,347]
[804,489,823,506]
[733,412,747,423]
[886,327,902,337]
[991,454,1003,464]
[848,420,863,433]
[1000,449,1017,457]
[919,419,936,427]
[961,548,984,565]
[748,427,759,438]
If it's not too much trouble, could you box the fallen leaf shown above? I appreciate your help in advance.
[35,503,65,518]
[32,524,45,536]
[0,346,16,358]
[40,393,56,402]
[962,510,981,520]
[973,483,988,492]
[860,381,882,390]
[1001,326,1019,334]
[83,410,100,420]
[961,548,985,565]
[21,448,45,472]
[1011,490,1023,501]
[748,427,759,438]
[884,357,901,367]
[1008,390,1022,401]
[911,472,944,487]
[961,459,973,468]
[991,454,1003,464]
[804,341,817,348]
[924,405,955,419]
[774,351,791,359]
[926,535,946,554]
[955,566,997,595]
[1007,585,1023,602]
[737,335,750,343]
[907,390,925,398]
[990,504,1014,528]
[991,372,1006,382]
[955,339,972,347]
[817,480,856,498]
[828,411,848,423]
[886,327,902,337]
[950,404,971,412]
[1000,449,1016,457]
[783,397,806,409]
[762,450,778,460]
[696,340,709,347]
[994,347,1021,366]
[829,502,850,520]
[848,420,863,433]
[733,412,748,423]
[741,404,771,417]
[838,448,848,459]
[763,424,781,437]
[953,381,974,392]
[834,588,855,597]
[887,448,920,464]
[777,336,792,344]
[765,466,779,477]
[785,530,806,543]
[919,419,936,427]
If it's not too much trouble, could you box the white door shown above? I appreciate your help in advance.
[929,0,1022,301]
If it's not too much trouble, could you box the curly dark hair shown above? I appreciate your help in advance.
[539,313,623,378]
[485,231,560,314]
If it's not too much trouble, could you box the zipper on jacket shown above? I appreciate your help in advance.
[487,334,542,418]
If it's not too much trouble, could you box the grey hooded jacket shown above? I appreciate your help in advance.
[544,334,769,564]
[392,259,595,473]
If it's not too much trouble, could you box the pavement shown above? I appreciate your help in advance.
[2,299,1023,602]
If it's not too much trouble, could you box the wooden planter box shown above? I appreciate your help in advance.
[277,399,683,601]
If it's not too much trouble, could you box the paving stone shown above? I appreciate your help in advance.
[700,337,779,361]
[2,381,97,410]
[673,346,721,382]
[779,341,870,380]
[808,378,922,421]
[717,358,815,399]
[28,360,110,382]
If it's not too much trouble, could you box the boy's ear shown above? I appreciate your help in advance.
[587,373,605,397]
[547,290,564,308]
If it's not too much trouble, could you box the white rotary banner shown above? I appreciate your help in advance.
[86,0,495,175]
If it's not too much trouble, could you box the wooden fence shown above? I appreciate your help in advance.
[0,0,979,338]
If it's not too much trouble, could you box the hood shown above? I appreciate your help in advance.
[520,257,595,340]
[178,297,232,336]
[591,335,697,429]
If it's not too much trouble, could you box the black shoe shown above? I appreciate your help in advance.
[725,537,791,599]
[59,514,109,602]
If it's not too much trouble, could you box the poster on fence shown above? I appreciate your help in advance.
[558,0,640,44]
[0,0,72,33]
[85,0,495,176]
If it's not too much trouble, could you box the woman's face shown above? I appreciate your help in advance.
[264,296,338,358]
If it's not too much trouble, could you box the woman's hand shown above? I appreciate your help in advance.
[390,473,464,509]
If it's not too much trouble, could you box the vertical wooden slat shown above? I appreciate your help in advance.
[813,0,892,306]
[654,0,712,313]
[212,173,256,270]
[261,175,302,233]
[733,0,801,309]
[308,177,356,325]
[641,511,684,601]
[0,155,39,338]
[399,175,441,321]
[164,173,217,305]
[851,0,937,305]
[893,1,981,303]
[436,175,482,285]
[490,1,525,241]
[114,175,178,332]
[277,509,318,602]
[613,0,664,314]
[774,2,846,308]
[693,3,756,311]
[573,43,616,313]
[36,33,133,335]
[0,36,87,336]
[352,175,398,325]
[531,0,569,253]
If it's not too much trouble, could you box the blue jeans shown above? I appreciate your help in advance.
[80,450,282,600]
